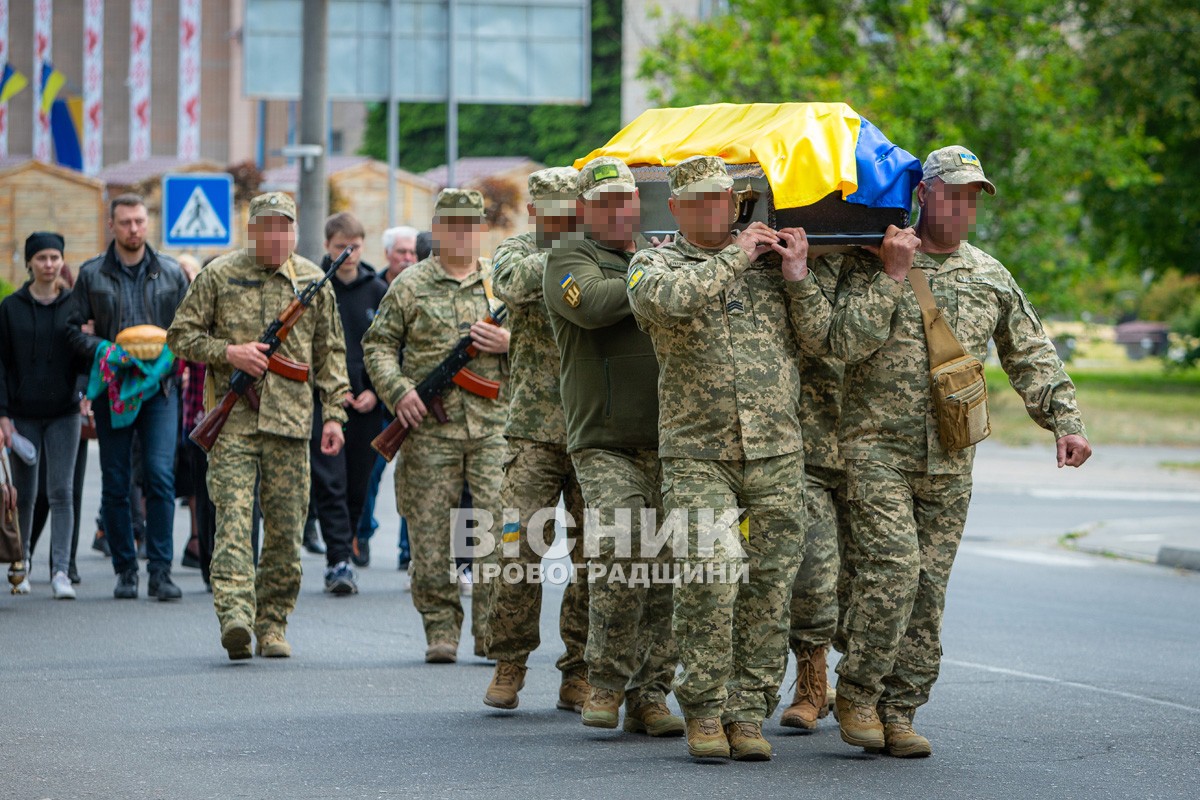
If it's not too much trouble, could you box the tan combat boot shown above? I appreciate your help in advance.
[685,717,730,759]
[256,631,292,658]
[425,641,458,664]
[780,645,829,730]
[725,721,772,761]
[623,701,685,737]
[220,621,253,661]
[884,719,932,758]
[580,687,624,728]
[835,694,885,750]
[557,671,590,713]
[483,661,527,709]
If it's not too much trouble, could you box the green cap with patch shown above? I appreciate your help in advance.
[434,188,485,219]
[577,156,636,200]
[922,145,996,195]
[249,191,297,221]
[668,155,734,196]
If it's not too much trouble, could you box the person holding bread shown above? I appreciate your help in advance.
[65,193,189,602]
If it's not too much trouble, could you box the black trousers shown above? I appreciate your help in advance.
[309,401,381,567]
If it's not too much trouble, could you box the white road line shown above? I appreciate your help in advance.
[1026,488,1200,504]
[944,659,1200,714]
[964,546,1097,568]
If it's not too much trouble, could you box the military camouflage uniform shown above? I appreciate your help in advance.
[363,246,508,652]
[789,254,850,656]
[543,162,675,704]
[487,229,589,674]
[829,242,1085,723]
[166,242,349,642]
[627,211,832,724]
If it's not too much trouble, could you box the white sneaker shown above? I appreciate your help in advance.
[51,571,76,600]
[14,577,31,595]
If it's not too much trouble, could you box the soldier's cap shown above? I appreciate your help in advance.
[249,192,297,221]
[669,155,734,197]
[529,167,579,214]
[434,188,485,220]
[577,156,637,200]
[922,146,996,196]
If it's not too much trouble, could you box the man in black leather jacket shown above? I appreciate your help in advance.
[65,193,189,601]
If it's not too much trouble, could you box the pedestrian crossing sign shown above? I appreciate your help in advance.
[163,173,234,248]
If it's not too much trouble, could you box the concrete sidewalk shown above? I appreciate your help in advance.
[973,442,1200,570]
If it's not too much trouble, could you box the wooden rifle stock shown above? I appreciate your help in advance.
[189,390,239,453]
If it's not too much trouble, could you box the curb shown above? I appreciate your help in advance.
[1157,547,1200,572]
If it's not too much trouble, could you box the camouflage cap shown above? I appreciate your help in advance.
[922,145,996,195]
[577,156,636,200]
[668,155,734,196]
[528,166,578,206]
[249,191,297,221]
[434,188,485,219]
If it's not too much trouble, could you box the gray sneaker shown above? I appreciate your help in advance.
[324,561,359,595]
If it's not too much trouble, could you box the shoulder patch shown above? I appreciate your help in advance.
[627,267,645,290]
[560,272,581,308]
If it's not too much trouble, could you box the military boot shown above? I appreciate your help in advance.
[425,641,458,663]
[835,694,885,750]
[884,718,932,758]
[725,721,772,761]
[580,687,624,729]
[220,621,253,661]
[780,645,829,730]
[623,701,685,736]
[557,671,590,713]
[685,717,730,759]
[484,661,527,709]
[256,631,292,658]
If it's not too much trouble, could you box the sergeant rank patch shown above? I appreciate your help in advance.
[627,268,644,290]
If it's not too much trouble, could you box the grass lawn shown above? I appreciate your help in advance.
[985,363,1200,447]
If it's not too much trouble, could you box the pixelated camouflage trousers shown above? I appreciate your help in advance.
[570,447,676,705]
[789,464,847,653]
[835,459,972,722]
[665,452,805,723]
[207,432,309,638]
[397,430,504,649]
[487,437,589,674]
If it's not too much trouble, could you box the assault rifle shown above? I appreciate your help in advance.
[190,246,354,452]
[371,305,507,461]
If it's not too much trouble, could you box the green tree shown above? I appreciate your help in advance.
[359,0,622,173]
[638,0,1163,312]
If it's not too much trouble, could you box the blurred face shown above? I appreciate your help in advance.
[669,190,734,245]
[248,214,297,268]
[110,203,149,253]
[28,248,64,285]
[326,233,363,268]
[918,178,981,245]
[387,236,418,271]
[579,189,640,248]
[432,217,485,263]
[529,202,579,249]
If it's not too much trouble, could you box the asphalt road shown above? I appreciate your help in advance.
[3,442,1198,800]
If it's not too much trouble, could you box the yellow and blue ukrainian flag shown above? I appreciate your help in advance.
[0,62,30,103]
[40,63,82,170]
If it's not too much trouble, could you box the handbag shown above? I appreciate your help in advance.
[908,267,991,451]
[1,452,26,590]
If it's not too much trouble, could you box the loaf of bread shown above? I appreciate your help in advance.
[115,325,168,361]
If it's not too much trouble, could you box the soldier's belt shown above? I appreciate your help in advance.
[268,353,309,382]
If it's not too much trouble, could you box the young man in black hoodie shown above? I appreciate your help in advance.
[309,213,388,591]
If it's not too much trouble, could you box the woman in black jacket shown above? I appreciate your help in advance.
[0,232,85,599]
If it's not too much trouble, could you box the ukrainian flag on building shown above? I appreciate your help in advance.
[0,62,29,104]
[39,62,83,171]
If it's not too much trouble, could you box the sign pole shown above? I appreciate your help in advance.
[446,0,458,187]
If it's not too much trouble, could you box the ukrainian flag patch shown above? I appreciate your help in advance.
[958,152,980,167]
[502,522,521,543]
[560,272,581,308]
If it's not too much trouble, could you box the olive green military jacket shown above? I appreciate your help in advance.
[491,232,568,445]
[798,253,849,472]
[362,255,508,440]
[543,236,658,453]
[626,235,831,461]
[829,243,1085,475]
[166,249,350,440]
